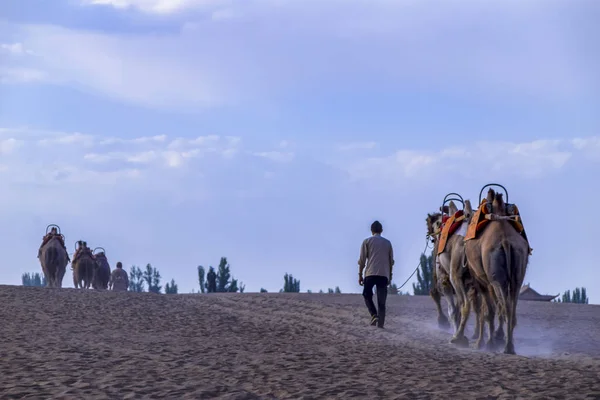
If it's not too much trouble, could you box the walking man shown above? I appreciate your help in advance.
[109,262,129,291]
[358,220,394,328]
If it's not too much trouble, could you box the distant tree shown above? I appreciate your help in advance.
[555,287,589,304]
[216,257,231,292]
[307,290,312,293]
[335,286,341,294]
[143,263,162,294]
[213,257,244,293]
[206,266,217,293]
[228,277,239,293]
[389,283,399,295]
[165,279,178,294]
[319,289,324,294]
[22,272,46,287]
[129,266,145,292]
[413,251,434,295]
[260,288,268,293]
[197,266,206,293]
[327,288,334,294]
[282,273,300,293]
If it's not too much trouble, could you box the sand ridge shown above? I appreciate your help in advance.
[1,285,599,399]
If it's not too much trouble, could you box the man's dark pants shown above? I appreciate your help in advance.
[362,275,389,327]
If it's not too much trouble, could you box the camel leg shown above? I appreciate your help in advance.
[470,290,482,340]
[494,313,506,343]
[450,296,470,347]
[474,301,486,349]
[443,288,459,334]
[449,272,470,346]
[430,274,450,330]
[504,282,520,355]
[483,290,497,351]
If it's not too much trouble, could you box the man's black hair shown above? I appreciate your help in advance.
[371,220,383,234]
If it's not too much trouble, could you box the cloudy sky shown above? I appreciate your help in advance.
[1,0,598,301]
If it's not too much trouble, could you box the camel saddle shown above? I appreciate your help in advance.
[437,210,466,255]
[40,233,66,250]
[38,234,69,260]
[72,248,94,265]
[464,200,530,251]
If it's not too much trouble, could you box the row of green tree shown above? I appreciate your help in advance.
[552,287,589,304]
[23,250,586,301]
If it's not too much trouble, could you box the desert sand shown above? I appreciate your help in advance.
[1,285,599,399]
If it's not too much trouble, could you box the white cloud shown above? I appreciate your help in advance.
[3,0,596,109]
[0,67,47,84]
[252,151,295,163]
[0,127,289,192]
[37,132,95,147]
[81,0,222,14]
[1,42,34,55]
[336,137,594,184]
[0,138,24,154]
[336,141,378,152]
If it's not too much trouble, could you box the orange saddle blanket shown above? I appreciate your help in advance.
[464,199,528,243]
[437,210,466,254]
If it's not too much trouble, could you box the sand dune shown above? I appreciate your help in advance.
[1,285,599,399]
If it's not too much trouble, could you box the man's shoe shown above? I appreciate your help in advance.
[370,315,379,326]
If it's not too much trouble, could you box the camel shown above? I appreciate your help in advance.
[426,198,482,346]
[464,188,530,354]
[72,240,96,289]
[38,225,70,288]
[92,248,111,290]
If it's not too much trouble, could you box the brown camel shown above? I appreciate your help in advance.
[72,241,96,289]
[426,200,482,346]
[464,188,530,355]
[92,248,111,290]
[39,235,70,288]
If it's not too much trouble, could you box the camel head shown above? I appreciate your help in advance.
[484,188,496,213]
[426,212,443,243]
[447,200,459,216]
[492,192,507,216]
[464,199,474,220]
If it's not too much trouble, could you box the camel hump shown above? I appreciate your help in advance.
[464,197,530,245]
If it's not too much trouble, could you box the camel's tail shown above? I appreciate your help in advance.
[43,246,60,285]
[496,239,519,327]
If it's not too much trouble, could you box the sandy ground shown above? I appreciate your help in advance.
[1,285,599,399]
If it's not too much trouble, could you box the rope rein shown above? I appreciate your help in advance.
[396,236,433,290]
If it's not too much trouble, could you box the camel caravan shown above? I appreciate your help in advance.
[426,183,532,355]
[37,225,112,290]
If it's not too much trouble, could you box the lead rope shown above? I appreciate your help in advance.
[396,236,434,290]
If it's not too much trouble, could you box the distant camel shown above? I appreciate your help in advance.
[38,225,70,288]
[92,247,111,290]
[72,241,96,289]
[464,187,530,354]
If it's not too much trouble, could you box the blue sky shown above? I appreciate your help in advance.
[1,0,598,301]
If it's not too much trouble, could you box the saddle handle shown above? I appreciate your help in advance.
[46,224,61,235]
[93,247,106,255]
[441,192,464,213]
[479,183,509,204]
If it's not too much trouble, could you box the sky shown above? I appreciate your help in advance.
[1,0,599,302]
